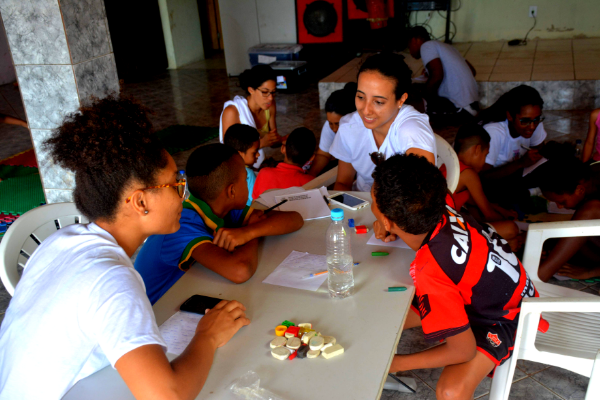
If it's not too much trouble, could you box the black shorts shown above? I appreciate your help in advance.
[471,322,518,376]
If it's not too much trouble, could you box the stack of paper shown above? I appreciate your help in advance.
[274,188,330,220]
[366,233,411,249]
[159,311,202,355]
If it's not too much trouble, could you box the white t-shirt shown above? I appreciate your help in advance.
[420,40,479,109]
[0,223,166,399]
[318,114,352,153]
[484,119,547,168]
[329,106,437,192]
[219,96,265,168]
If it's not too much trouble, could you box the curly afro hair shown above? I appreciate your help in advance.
[538,157,590,195]
[44,95,168,222]
[372,153,447,235]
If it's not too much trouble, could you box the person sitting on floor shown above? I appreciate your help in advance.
[371,153,539,399]
[407,25,479,118]
[308,83,357,177]
[135,144,303,304]
[220,64,281,168]
[252,127,316,199]
[478,85,547,210]
[223,124,260,206]
[451,124,520,250]
[0,96,250,399]
[582,108,600,162]
[536,157,600,282]
[330,52,436,192]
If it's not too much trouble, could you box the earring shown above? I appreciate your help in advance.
[144,210,149,214]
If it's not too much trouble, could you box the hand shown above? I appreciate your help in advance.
[520,149,543,168]
[497,206,518,219]
[212,227,252,251]
[195,300,250,349]
[260,130,279,148]
[374,220,397,243]
[247,210,266,225]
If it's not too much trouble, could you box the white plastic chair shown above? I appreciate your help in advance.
[435,134,459,193]
[0,203,88,296]
[302,166,338,190]
[489,219,600,400]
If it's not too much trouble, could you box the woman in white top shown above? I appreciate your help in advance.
[220,64,280,168]
[308,82,356,177]
[329,53,437,192]
[0,96,249,400]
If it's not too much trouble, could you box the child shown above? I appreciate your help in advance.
[478,85,547,208]
[536,157,600,282]
[252,127,316,199]
[452,124,520,249]
[135,144,304,304]
[224,124,261,206]
[308,83,356,177]
[582,108,600,162]
[371,154,538,399]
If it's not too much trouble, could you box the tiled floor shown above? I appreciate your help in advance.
[0,56,597,399]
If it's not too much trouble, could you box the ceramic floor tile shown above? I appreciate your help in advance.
[545,276,588,291]
[531,71,574,81]
[494,58,533,67]
[468,57,499,67]
[533,57,574,66]
[532,366,590,400]
[0,283,10,314]
[489,72,532,82]
[475,73,490,82]
[379,372,437,400]
[517,359,552,375]
[497,52,535,61]
[491,64,533,74]
[533,64,574,74]
[575,70,600,80]
[503,376,563,399]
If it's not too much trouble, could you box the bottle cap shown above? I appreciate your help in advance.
[331,208,344,221]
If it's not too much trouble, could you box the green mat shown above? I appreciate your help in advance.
[155,125,219,154]
[0,173,45,215]
[0,164,39,181]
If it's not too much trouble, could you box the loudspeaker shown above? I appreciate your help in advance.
[297,0,343,44]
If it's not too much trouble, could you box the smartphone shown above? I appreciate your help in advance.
[180,295,223,315]
[328,192,370,211]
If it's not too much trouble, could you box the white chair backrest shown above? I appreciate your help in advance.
[0,202,88,296]
[434,134,459,193]
[302,166,338,190]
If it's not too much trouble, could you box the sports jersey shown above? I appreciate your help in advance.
[135,194,252,304]
[411,195,538,356]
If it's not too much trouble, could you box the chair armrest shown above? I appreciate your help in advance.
[302,166,338,190]
[521,219,600,285]
[521,296,600,314]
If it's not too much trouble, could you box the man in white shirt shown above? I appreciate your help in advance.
[407,26,479,117]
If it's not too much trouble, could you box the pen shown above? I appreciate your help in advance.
[264,199,288,214]
[323,195,330,205]
[521,145,531,151]
[301,271,328,279]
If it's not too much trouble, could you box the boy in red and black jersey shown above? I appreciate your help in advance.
[371,154,538,399]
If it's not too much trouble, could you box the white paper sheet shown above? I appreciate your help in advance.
[159,311,203,355]
[366,233,411,249]
[258,55,277,64]
[274,188,331,220]
[262,250,329,291]
[255,186,305,208]
[522,157,548,177]
[515,221,530,232]
[547,202,576,215]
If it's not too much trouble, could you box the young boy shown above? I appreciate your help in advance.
[536,157,600,282]
[252,127,316,199]
[452,124,520,249]
[371,154,538,399]
[135,144,304,304]
[224,124,261,206]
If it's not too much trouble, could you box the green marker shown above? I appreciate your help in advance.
[372,251,389,256]
[388,286,407,292]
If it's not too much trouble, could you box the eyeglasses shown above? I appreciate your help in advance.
[125,178,187,203]
[257,88,277,97]
[369,152,386,166]
[518,116,545,127]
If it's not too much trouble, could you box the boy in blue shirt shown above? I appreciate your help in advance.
[135,144,304,304]
[223,124,260,206]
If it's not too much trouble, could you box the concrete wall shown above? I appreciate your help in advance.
[413,0,600,43]
[159,0,205,69]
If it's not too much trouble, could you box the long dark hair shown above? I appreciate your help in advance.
[478,85,543,125]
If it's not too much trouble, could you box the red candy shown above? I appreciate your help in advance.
[285,326,300,337]
[288,350,298,360]
[354,225,368,234]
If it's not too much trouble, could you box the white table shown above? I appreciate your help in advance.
[64,192,416,400]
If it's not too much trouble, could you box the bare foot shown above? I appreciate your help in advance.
[557,265,600,280]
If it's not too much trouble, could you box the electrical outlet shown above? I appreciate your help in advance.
[529,6,537,18]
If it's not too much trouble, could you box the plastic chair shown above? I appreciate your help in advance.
[0,203,88,296]
[489,219,600,399]
[302,166,338,190]
[435,134,459,193]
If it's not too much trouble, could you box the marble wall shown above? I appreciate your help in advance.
[0,0,119,203]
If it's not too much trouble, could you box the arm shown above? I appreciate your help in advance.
[406,147,435,164]
[116,300,250,400]
[308,149,332,177]
[424,58,444,98]
[192,239,259,284]
[480,149,542,181]
[583,109,600,163]
[390,328,477,372]
[465,59,476,77]
[333,160,356,191]
[537,201,600,282]
[461,169,504,221]
[220,106,240,140]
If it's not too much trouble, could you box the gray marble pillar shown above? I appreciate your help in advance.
[0,0,119,203]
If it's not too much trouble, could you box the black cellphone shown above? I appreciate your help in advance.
[180,295,223,315]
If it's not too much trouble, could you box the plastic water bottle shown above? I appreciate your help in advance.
[326,208,354,298]
[575,139,583,159]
